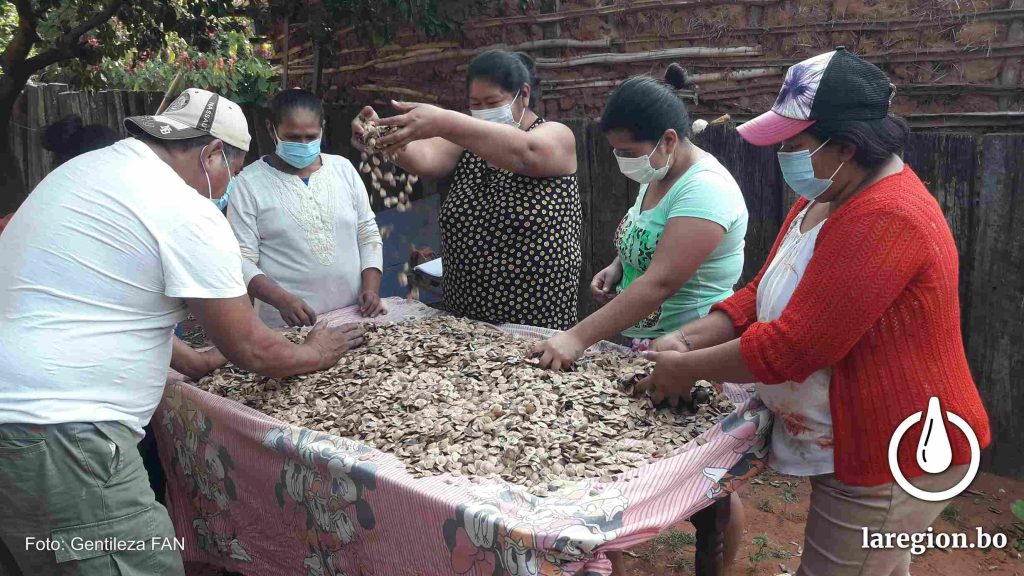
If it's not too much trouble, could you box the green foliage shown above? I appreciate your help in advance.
[0,2,16,55]
[65,28,279,105]
[652,530,696,550]
[940,504,962,524]
[1012,500,1024,522]
[748,534,771,566]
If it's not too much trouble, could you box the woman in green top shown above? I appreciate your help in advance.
[533,64,748,367]
[532,63,749,574]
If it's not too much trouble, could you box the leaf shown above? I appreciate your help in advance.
[1012,500,1024,522]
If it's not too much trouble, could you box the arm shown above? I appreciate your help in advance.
[170,336,227,380]
[640,209,930,400]
[351,106,462,180]
[650,309,738,353]
[533,217,724,370]
[187,296,365,380]
[247,275,317,326]
[376,102,577,178]
[573,217,724,346]
[711,199,809,336]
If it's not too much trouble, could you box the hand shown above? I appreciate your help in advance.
[199,347,228,375]
[650,330,693,353]
[351,106,380,153]
[359,291,386,318]
[531,331,586,371]
[304,322,367,370]
[376,101,450,152]
[590,262,623,305]
[634,350,698,406]
[276,294,317,327]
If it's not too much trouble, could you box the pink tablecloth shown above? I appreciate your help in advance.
[154,298,771,576]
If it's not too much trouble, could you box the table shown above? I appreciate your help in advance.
[153,298,771,576]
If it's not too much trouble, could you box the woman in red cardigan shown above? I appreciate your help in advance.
[640,48,990,576]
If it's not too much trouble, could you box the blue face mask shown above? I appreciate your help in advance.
[274,127,322,169]
[777,139,844,201]
[214,150,234,211]
[202,146,233,211]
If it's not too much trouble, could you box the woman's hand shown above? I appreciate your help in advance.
[650,330,694,353]
[276,294,317,327]
[358,291,387,318]
[635,350,698,406]
[531,331,587,371]
[351,106,380,153]
[591,261,623,305]
[376,101,452,152]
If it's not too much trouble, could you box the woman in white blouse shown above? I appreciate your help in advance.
[228,89,384,328]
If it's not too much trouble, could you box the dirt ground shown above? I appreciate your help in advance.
[185,469,1024,576]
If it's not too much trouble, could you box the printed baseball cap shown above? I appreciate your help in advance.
[124,88,251,151]
[737,47,896,146]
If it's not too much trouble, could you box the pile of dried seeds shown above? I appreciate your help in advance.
[358,120,416,211]
[197,317,734,493]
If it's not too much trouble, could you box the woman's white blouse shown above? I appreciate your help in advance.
[227,154,382,328]
[754,202,835,477]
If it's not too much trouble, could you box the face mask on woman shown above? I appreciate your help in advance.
[471,89,528,128]
[777,139,845,201]
[274,126,322,169]
[614,136,673,184]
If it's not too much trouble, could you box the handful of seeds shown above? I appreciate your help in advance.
[196,318,733,493]
[358,120,416,211]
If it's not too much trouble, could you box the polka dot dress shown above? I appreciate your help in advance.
[440,118,582,330]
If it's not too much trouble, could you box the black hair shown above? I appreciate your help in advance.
[135,133,247,160]
[43,115,120,166]
[806,115,910,169]
[600,63,690,143]
[270,88,324,127]
[467,50,541,109]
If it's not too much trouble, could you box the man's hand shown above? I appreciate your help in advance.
[277,294,317,327]
[531,331,586,371]
[303,322,366,370]
[358,291,386,318]
[634,350,698,406]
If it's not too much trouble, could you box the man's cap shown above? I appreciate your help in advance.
[737,47,896,146]
[124,88,251,151]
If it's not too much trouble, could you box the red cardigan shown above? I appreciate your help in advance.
[713,167,990,486]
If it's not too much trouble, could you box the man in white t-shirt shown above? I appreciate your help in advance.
[0,89,364,576]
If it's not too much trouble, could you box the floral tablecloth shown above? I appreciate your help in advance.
[154,298,772,576]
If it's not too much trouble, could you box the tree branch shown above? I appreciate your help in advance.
[20,0,127,75]
[1,0,41,72]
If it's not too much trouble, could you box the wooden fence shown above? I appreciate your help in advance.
[8,84,1024,479]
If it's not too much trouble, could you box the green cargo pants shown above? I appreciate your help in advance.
[0,421,185,576]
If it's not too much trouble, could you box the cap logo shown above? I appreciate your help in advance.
[166,91,190,113]
[197,94,219,132]
[159,124,173,135]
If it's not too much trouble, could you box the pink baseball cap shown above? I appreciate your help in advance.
[737,47,896,147]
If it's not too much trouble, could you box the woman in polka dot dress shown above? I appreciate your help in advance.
[351,50,582,330]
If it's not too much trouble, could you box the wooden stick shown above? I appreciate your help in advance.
[354,85,439,102]
[532,46,761,68]
[464,0,780,29]
[338,39,613,73]
[620,8,1024,43]
[155,70,185,115]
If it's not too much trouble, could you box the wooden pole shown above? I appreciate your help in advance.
[155,70,186,115]
[282,15,290,89]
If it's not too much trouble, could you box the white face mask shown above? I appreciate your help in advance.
[471,89,528,128]
[614,136,673,184]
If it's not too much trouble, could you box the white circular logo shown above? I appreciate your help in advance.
[888,396,980,502]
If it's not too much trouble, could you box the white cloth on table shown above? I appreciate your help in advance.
[754,201,834,476]
[227,154,382,328]
[0,138,247,437]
